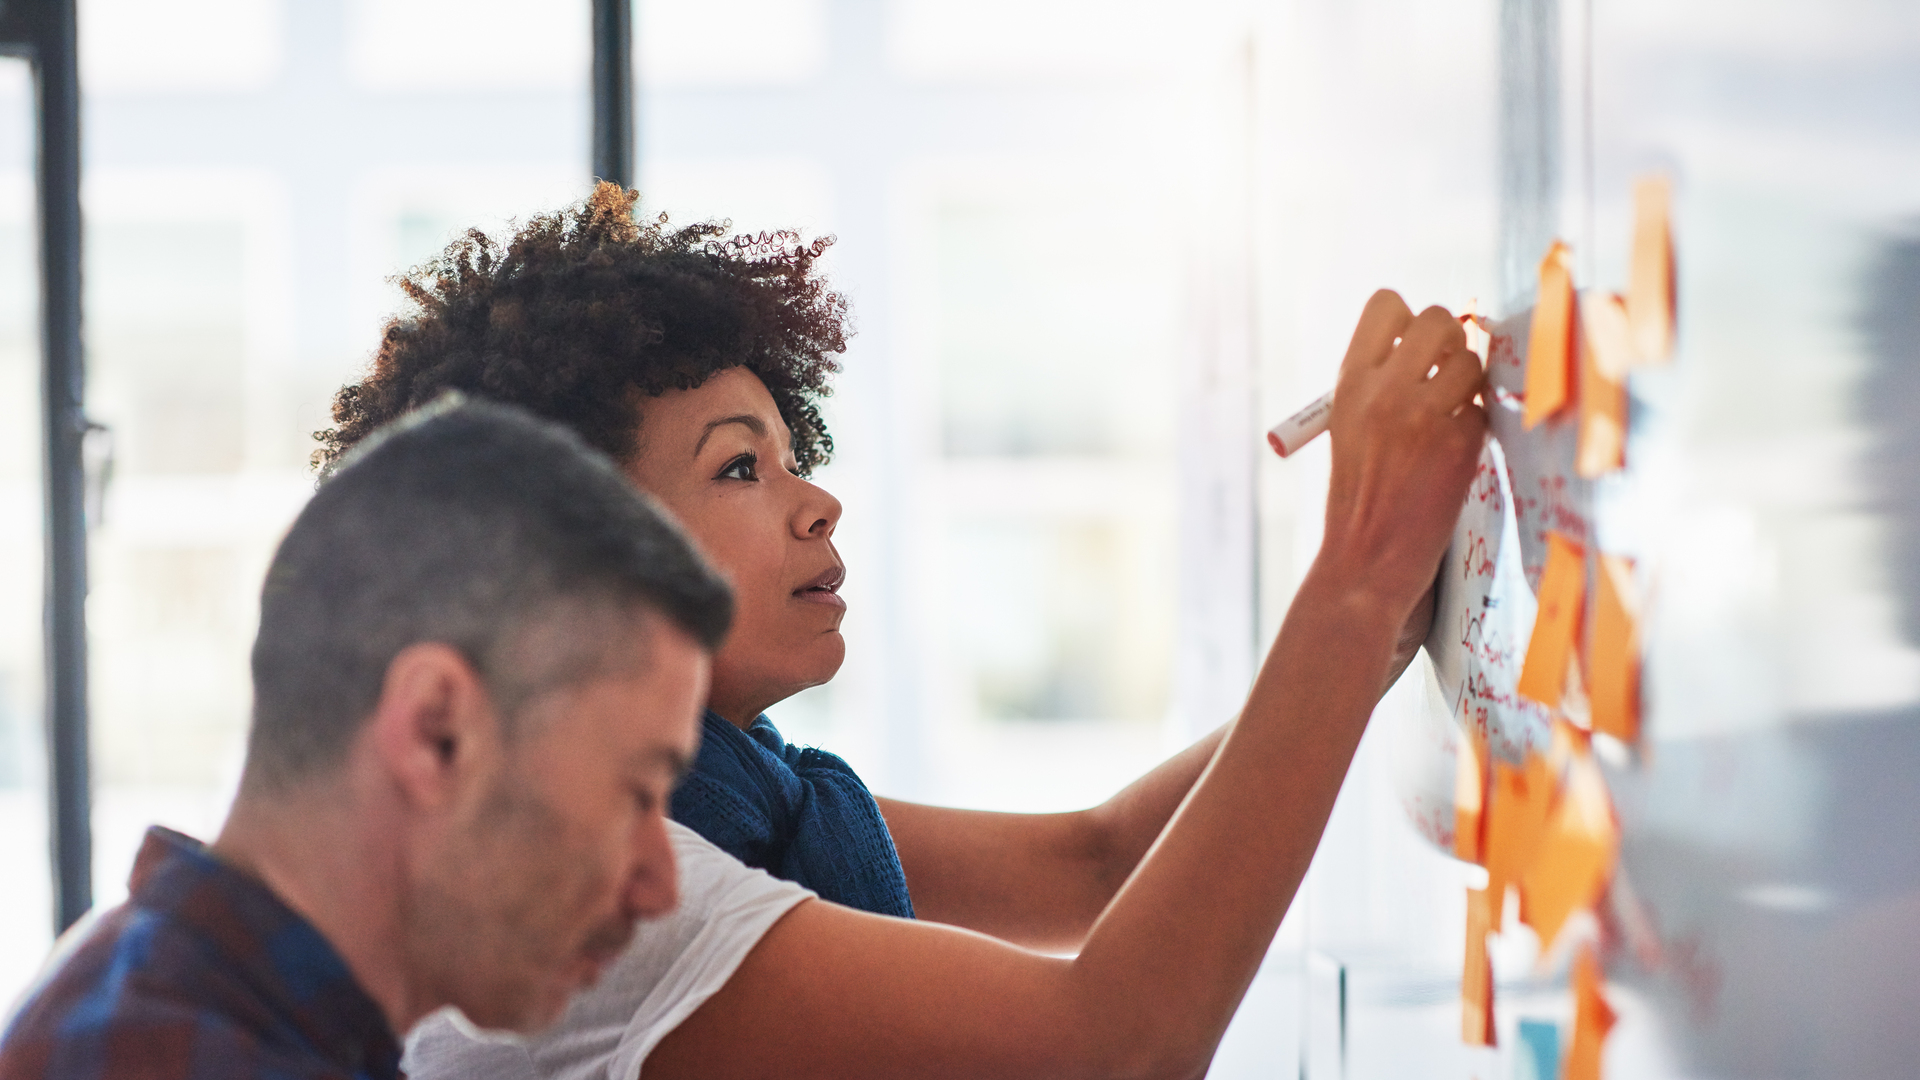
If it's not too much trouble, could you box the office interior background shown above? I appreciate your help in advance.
[6,0,1919,1076]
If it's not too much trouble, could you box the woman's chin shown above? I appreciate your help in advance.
[801,631,847,686]
[715,633,846,710]
[782,633,847,698]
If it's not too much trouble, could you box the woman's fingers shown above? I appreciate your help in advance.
[1424,341,1486,412]
[1449,399,1489,447]
[1342,289,1416,371]
[1386,306,1467,380]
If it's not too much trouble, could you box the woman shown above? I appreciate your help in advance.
[319,183,1429,950]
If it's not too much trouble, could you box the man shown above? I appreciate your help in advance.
[0,398,768,1080]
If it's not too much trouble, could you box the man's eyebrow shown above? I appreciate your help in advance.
[639,745,696,783]
[692,414,768,459]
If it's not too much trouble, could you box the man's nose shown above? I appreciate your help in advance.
[624,818,680,920]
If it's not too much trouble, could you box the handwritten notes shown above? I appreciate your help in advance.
[1425,439,1555,766]
[1463,887,1498,1046]
[1588,554,1642,744]
[1485,313,1595,592]
[1526,241,1577,428]
[1398,676,1468,852]
[1565,945,1617,1080]
[1576,292,1632,479]
[1518,533,1587,710]
[1628,176,1675,363]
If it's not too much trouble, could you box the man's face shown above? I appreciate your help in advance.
[415,616,708,1032]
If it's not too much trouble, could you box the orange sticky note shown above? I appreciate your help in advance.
[1455,727,1489,864]
[1518,532,1588,709]
[1462,887,1497,1046]
[1576,292,1632,478]
[1565,944,1617,1080]
[1589,554,1642,744]
[1519,749,1619,950]
[1628,175,1675,364]
[1525,241,1577,428]
[1483,751,1556,905]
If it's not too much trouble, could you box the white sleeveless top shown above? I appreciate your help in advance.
[404,820,813,1080]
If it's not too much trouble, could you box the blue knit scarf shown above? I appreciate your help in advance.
[670,710,915,919]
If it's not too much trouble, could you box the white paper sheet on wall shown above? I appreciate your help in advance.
[1401,307,1599,850]
[1420,309,1587,768]
[1422,434,1553,768]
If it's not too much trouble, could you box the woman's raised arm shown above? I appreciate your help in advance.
[641,293,1485,1080]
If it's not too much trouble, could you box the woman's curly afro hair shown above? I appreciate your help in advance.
[317,182,849,476]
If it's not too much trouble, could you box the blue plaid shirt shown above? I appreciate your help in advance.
[0,827,401,1080]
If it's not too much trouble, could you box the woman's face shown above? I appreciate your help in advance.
[625,367,846,725]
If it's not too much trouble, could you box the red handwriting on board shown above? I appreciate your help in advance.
[1539,475,1590,540]
[1457,459,1503,582]
[1515,473,1593,583]
[1462,532,1497,581]
[1488,330,1521,380]
[1471,456,1505,507]
[1451,585,1549,763]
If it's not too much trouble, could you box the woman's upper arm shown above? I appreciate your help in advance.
[876,797,1108,950]
[876,724,1230,951]
[640,899,1116,1080]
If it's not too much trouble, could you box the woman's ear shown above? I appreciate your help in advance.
[366,642,505,813]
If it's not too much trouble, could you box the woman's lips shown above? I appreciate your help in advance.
[794,565,847,609]
[795,588,846,609]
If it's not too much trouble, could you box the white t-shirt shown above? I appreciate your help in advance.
[404,820,813,1080]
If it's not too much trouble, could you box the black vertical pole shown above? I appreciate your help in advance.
[35,0,91,933]
[590,0,633,189]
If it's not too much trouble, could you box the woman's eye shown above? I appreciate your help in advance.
[719,453,758,481]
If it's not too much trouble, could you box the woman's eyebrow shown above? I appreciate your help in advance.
[692,414,769,458]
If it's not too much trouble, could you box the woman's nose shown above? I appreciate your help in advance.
[794,481,842,539]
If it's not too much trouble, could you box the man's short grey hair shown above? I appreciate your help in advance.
[246,395,732,788]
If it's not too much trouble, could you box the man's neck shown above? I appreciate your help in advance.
[213,780,424,1036]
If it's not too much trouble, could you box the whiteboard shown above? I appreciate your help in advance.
[1267,2,1920,1076]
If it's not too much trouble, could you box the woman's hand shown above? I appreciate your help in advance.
[1323,290,1487,631]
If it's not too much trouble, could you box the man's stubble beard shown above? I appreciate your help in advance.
[409,766,595,1032]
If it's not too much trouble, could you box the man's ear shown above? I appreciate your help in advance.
[365,642,502,811]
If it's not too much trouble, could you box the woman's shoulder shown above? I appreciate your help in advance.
[405,828,813,1080]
